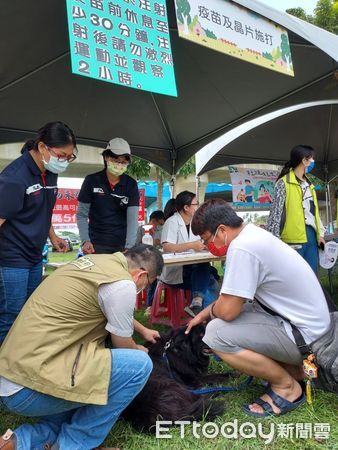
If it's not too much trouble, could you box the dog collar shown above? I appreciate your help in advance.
[162,339,175,380]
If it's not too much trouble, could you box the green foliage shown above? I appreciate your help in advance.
[203,28,217,39]
[287,0,338,34]
[314,0,337,32]
[126,154,196,182]
[176,0,192,25]
[177,156,196,178]
[307,173,326,188]
[286,7,312,21]
[126,156,151,179]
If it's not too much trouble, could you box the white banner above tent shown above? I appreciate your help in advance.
[174,0,294,76]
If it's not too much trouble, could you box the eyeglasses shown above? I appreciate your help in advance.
[202,228,219,245]
[46,146,78,163]
[202,233,213,245]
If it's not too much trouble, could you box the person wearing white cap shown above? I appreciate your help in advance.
[77,138,139,254]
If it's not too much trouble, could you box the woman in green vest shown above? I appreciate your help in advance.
[267,145,325,273]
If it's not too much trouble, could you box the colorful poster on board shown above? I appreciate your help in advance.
[174,0,293,76]
[66,0,177,96]
[228,166,279,209]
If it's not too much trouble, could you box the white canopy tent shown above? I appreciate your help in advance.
[1,0,338,175]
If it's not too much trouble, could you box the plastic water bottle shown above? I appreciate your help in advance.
[142,225,153,246]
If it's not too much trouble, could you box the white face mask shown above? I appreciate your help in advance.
[134,271,148,294]
[42,155,69,174]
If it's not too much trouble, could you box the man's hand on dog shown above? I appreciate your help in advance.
[185,303,216,334]
[142,328,160,343]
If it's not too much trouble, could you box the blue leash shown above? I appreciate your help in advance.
[162,339,253,395]
[189,375,253,395]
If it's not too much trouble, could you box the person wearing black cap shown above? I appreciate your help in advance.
[77,138,140,254]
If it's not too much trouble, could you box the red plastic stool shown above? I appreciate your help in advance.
[135,289,147,310]
[150,281,191,328]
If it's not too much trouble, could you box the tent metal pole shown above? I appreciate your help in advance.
[325,185,330,227]
[195,175,200,203]
[169,176,176,198]
[328,185,333,232]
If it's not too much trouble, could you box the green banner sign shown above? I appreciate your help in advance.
[66,0,177,96]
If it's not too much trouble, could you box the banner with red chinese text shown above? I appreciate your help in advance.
[138,188,146,222]
[52,188,80,229]
[53,187,147,229]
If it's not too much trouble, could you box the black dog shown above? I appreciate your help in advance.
[122,325,235,433]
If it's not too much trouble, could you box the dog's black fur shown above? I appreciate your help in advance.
[122,325,235,433]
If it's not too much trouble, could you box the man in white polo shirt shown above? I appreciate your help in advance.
[186,199,330,418]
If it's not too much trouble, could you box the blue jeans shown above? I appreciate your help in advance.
[171,263,211,304]
[0,349,152,450]
[0,263,42,342]
[296,225,319,273]
[146,279,157,306]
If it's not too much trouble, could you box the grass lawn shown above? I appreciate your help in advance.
[1,253,337,449]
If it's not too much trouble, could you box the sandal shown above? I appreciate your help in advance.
[243,387,306,417]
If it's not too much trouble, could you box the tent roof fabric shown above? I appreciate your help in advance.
[196,100,338,180]
[0,0,338,175]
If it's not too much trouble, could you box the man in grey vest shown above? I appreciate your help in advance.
[0,245,163,450]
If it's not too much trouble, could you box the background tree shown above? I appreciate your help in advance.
[177,156,195,177]
[286,0,338,34]
[127,156,196,211]
[314,0,338,32]
[286,7,311,21]
[126,156,151,179]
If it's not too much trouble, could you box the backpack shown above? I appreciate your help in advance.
[255,298,338,394]
[311,312,338,394]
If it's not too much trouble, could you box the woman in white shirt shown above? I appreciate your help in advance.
[160,191,212,314]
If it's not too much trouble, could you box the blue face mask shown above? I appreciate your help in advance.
[306,160,315,173]
[42,155,69,174]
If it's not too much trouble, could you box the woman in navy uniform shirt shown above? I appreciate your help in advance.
[0,121,77,343]
[77,138,139,254]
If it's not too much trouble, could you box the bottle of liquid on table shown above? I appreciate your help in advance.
[142,225,153,246]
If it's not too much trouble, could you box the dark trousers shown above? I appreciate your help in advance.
[93,243,124,254]
[173,263,211,300]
